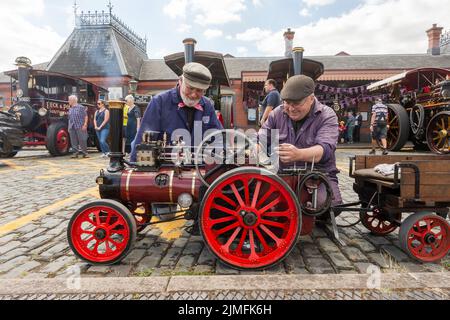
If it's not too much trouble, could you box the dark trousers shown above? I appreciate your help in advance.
[354,126,361,143]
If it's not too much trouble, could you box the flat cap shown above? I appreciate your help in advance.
[183,62,212,90]
[280,75,315,101]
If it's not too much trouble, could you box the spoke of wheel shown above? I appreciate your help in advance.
[410,231,422,238]
[105,241,112,255]
[111,230,126,237]
[248,230,258,260]
[254,228,270,251]
[106,211,111,225]
[211,204,238,217]
[108,238,122,248]
[216,194,237,207]
[263,211,290,218]
[209,216,237,226]
[389,116,398,126]
[81,236,94,244]
[222,227,241,253]
[237,229,248,253]
[260,225,283,246]
[426,220,432,232]
[258,196,282,215]
[95,211,101,225]
[108,220,122,231]
[260,219,286,229]
[251,181,262,208]
[230,183,246,208]
[243,178,250,206]
[215,222,240,236]
[256,186,277,208]
[93,241,101,254]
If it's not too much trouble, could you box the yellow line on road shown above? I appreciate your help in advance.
[0,187,99,237]
[0,160,26,171]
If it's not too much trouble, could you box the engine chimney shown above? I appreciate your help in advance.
[15,57,32,98]
[427,24,443,56]
[292,47,304,76]
[183,38,197,64]
[107,100,125,172]
[284,28,295,58]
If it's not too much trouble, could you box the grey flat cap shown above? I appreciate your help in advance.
[183,62,212,90]
[280,75,315,101]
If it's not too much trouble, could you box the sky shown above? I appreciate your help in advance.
[0,0,449,71]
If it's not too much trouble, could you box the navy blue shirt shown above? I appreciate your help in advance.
[261,89,281,117]
[131,86,223,162]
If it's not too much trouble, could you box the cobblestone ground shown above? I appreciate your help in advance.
[0,147,448,280]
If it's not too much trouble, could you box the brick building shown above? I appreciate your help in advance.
[1,9,450,142]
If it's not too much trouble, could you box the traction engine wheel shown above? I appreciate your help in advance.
[47,122,70,156]
[399,212,450,263]
[426,111,450,154]
[67,199,137,265]
[360,208,400,235]
[200,167,301,270]
[385,104,410,151]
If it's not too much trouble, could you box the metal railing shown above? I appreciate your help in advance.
[76,11,147,54]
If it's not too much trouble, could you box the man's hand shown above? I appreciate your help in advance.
[82,124,88,132]
[275,144,301,163]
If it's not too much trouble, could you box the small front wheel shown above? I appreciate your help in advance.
[67,200,137,265]
[399,212,450,263]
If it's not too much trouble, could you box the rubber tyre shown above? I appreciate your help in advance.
[399,212,450,263]
[67,199,137,266]
[46,122,70,156]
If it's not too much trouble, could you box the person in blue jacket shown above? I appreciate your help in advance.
[131,62,223,162]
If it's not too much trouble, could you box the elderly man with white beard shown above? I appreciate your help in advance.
[130,62,223,162]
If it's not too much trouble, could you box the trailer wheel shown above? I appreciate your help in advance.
[46,122,70,156]
[360,208,400,236]
[385,104,410,151]
[200,167,301,270]
[426,111,450,154]
[399,212,450,263]
[68,199,137,265]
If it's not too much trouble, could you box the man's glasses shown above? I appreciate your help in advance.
[283,96,310,109]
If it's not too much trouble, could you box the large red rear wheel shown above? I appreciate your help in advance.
[68,200,137,265]
[399,212,450,263]
[199,167,301,270]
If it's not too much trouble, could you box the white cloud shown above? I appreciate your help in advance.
[177,24,192,33]
[0,1,65,71]
[251,0,450,56]
[204,29,223,39]
[163,0,188,19]
[300,8,311,16]
[163,0,247,26]
[235,27,273,42]
[252,0,263,6]
[237,46,249,56]
[302,0,336,7]
[226,35,233,40]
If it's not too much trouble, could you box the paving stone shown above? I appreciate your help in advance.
[1,261,41,279]
[349,237,377,253]
[87,265,112,274]
[0,241,22,255]
[145,228,163,238]
[264,263,286,274]
[298,235,314,244]
[159,247,183,267]
[0,234,18,245]
[193,264,214,274]
[196,247,216,266]
[105,264,133,277]
[215,261,239,275]
[122,249,146,265]
[172,237,189,248]
[327,252,354,270]
[317,238,341,253]
[40,256,75,274]
[381,245,410,263]
[284,247,306,272]
[342,247,369,262]
[367,252,393,269]
[16,224,37,234]
[135,237,155,249]
[398,262,427,273]
[39,243,69,260]
[40,218,64,229]
[182,241,203,256]
[22,234,54,250]
[311,227,328,238]
[300,243,323,258]
[304,257,335,274]
[364,234,392,246]
[175,255,196,272]
[0,247,28,263]
[19,228,48,240]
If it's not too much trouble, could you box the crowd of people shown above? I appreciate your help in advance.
[338,111,362,144]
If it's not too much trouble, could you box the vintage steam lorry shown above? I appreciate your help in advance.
[367,68,450,154]
[0,57,108,158]
[67,47,449,270]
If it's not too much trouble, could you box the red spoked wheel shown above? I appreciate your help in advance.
[56,129,70,154]
[399,212,450,263]
[68,200,137,265]
[199,167,301,270]
[360,208,401,235]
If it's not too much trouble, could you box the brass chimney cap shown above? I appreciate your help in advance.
[15,56,32,67]
[293,47,304,53]
[183,38,197,45]
[108,100,125,110]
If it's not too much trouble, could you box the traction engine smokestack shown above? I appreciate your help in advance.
[107,100,125,172]
[15,57,32,98]
[292,47,304,76]
[183,38,197,64]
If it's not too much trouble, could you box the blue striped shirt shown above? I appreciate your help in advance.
[68,104,87,130]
